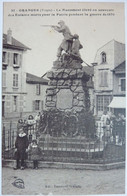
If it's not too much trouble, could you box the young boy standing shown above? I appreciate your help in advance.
[14,127,29,170]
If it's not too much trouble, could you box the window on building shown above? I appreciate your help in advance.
[13,53,19,65]
[13,96,17,112]
[97,95,112,113]
[13,74,18,87]
[99,71,108,87]
[2,52,7,63]
[97,96,103,112]
[35,100,40,110]
[2,96,5,117]
[120,78,125,92]
[2,72,6,87]
[2,95,5,101]
[36,84,40,95]
[101,52,106,63]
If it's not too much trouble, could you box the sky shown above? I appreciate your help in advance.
[2,1,126,77]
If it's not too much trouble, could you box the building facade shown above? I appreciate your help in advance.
[25,73,48,117]
[2,29,30,118]
[2,29,48,119]
[109,61,126,115]
[93,40,125,116]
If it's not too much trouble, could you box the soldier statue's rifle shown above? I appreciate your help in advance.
[40,25,58,28]
[41,25,91,67]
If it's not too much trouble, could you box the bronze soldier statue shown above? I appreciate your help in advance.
[41,21,84,65]
[52,20,73,60]
[71,34,83,57]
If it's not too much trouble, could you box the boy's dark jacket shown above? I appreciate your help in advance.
[15,133,29,151]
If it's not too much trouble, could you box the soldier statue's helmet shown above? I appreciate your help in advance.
[58,20,65,25]
[73,34,79,39]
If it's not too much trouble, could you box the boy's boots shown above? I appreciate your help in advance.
[13,160,20,170]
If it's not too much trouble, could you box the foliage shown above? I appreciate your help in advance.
[77,109,96,137]
[39,108,96,137]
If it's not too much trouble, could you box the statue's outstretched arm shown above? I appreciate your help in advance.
[53,26,64,32]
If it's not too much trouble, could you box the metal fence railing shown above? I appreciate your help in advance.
[2,121,125,164]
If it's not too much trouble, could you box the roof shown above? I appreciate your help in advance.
[108,97,126,108]
[94,39,125,63]
[26,73,48,85]
[96,39,125,54]
[113,61,125,73]
[3,34,31,51]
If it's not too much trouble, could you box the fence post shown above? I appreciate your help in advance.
[10,121,12,150]
[51,132,53,162]
[103,127,106,164]
[66,134,68,162]
[8,129,9,151]
[80,134,81,162]
[88,133,91,161]
[56,131,58,162]
[12,129,14,149]
[2,125,5,159]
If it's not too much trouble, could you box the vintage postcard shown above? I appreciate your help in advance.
[1,1,126,195]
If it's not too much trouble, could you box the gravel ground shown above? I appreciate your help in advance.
[2,167,125,195]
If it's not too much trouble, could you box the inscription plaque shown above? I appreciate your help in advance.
[57,89,73,109]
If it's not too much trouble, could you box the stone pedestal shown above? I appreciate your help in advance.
[38,60,96,162]
[45,63,89,112]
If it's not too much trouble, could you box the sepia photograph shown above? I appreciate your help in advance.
[1,1,126,195]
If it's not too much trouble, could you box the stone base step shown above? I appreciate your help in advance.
[2,159,125,170]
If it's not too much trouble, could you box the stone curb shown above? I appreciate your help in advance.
[2,159,125,171]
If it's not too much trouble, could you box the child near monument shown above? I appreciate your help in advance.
[29,139,42,169]
[14,127,29,170]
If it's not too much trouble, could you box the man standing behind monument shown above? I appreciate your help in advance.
[53,20,73,59]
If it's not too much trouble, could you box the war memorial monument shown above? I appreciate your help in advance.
[38,21,96,162]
